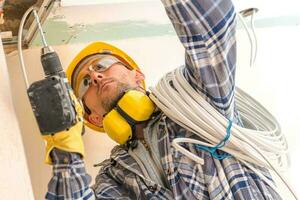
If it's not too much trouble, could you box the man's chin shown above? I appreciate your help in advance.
[101,84,133,112]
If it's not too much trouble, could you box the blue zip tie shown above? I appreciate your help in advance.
[195,120,233,160]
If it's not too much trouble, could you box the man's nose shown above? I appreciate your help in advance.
[90,71,104,86]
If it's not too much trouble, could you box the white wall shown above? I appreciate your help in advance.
[0,38,34,199]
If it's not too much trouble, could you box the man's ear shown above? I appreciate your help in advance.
[88,113,103,127]
[134,69,145,83]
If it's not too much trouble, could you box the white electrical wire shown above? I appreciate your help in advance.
[250,13,258,64]
[149,67,298,199]
[18,6,37,88]
[238,12,258,67]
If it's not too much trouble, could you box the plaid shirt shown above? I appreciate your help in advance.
[46,0,282,199]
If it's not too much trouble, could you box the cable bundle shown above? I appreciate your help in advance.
[149,67,297,199]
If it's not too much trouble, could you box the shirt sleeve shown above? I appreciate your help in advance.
[161,0,237,119]
[45,148,95,200]
[92,159,135,200]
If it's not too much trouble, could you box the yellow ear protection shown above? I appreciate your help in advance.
[66,42,155,145]
[103,90,155,145]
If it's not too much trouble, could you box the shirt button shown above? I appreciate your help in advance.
[110,158,116,166]
[149,184,157,192]
[63,157,69,164]
[167,168,172,175]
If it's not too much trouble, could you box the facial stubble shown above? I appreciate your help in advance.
[101,81,132,113]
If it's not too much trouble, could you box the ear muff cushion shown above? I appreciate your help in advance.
[118,90,155,121]
[103,109,132,144]
[102,90,155,145]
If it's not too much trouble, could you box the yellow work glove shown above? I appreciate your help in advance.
[42,91,85,165]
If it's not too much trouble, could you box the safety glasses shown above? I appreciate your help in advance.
[77,55,124,99]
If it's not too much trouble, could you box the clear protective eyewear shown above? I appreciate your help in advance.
[77,55,124,99]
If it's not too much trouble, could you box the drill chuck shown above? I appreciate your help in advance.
[41,46,63,76]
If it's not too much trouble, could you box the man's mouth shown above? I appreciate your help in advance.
[100,79,114,92]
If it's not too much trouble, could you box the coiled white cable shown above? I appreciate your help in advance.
[149,67,298,199]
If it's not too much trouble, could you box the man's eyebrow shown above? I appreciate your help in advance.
[81,98,91,115]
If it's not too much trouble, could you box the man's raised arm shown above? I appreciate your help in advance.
[161,0,237,118]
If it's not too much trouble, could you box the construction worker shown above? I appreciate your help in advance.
[44,0,282,199]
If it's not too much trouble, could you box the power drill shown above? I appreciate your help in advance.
[27,11,77,135]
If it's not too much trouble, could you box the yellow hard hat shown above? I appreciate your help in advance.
[66,41,145,132]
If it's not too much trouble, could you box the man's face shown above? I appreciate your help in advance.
[82,62,144,127]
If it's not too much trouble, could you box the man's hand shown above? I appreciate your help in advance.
[42,91,85,164]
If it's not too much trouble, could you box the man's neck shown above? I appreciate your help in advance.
[135,122,148,140]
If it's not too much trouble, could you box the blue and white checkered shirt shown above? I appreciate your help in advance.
[46,0,282,199]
